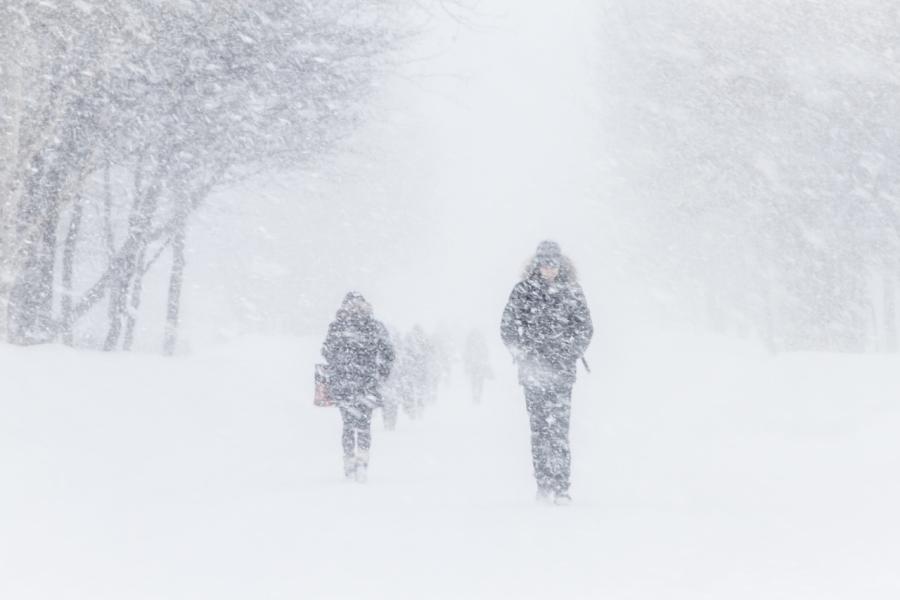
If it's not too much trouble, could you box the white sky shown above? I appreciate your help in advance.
[183,0,641,348]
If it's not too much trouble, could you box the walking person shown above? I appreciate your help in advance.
[463,329,493,404]
[379,326,403,431]
[500,241,593,504]
[322,292,395,482]
[403,325,438,418]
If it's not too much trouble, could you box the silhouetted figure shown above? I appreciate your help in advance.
[501,241,593,504]
[322,292,394,482]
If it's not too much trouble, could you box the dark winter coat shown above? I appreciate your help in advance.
[322,308,395,403]
[500,267,593,387]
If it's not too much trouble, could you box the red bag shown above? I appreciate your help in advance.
[314,364,333,407]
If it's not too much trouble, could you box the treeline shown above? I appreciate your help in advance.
[598,0,900,352]
[0,0,417,352]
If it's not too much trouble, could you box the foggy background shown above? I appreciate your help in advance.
[181,0,609,349]
[1,0,898,353]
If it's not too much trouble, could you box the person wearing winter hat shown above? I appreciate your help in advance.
[500,241,593,504]
[321,292,395,482]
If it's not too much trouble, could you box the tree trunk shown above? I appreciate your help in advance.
[103,155,115,257]
[103,251,137,351]
[8,155,62,345]
[104,161,164,352]
[122,247,147,351]
[60,195,84,346]
[163,221,187,356]
[885,270,898,352]
[0,28,25,343]
[103,281,125,351]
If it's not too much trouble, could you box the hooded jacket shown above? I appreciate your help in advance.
[500,254,593,386]
[322,293,395,400]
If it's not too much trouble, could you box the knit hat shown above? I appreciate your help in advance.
[342,291,366,307]
[535,240,562,266]
[340,291,372,316]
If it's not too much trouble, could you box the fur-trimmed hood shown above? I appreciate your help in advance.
[336,291,373,320]
[522,253,578,284]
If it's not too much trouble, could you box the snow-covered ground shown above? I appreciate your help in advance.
[2,336,898,599]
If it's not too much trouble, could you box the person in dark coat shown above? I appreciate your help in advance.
[322,292,395,482]
[379,326,403,431]
[500,241,593,504]
[405,325,439,413]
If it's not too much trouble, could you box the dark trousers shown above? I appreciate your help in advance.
[524,382,573,494]
[382,398,398,430]
[339,402,373,459]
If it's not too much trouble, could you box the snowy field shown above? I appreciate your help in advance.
[2,335,898,599]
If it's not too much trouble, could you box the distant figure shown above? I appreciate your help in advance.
[388,335,417,422]
[402,325,438,417]
[380,327,403,431]
[322,292,394,482]
[501,241,593,505]
[463,330,493,403]
[431,327,455,385]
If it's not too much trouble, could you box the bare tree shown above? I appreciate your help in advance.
[598,0,900,352]
[2,0,435,351]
